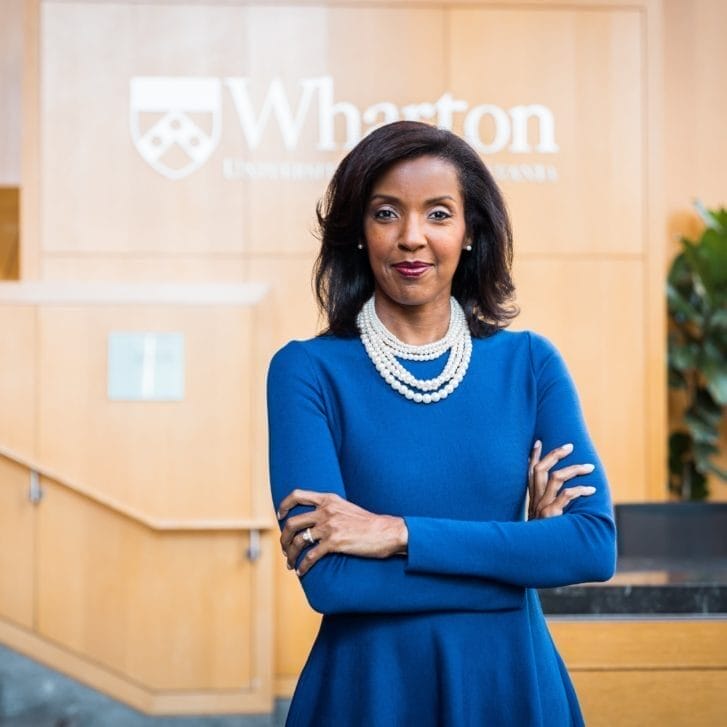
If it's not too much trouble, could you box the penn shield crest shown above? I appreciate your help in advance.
[130,77,221,180]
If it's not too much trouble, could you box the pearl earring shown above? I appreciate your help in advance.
[357,243,364,250]
[464,244,472,252]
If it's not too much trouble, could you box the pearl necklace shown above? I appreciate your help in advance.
[356,296,472,404]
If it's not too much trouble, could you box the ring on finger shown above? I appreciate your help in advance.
[302,527,315,545]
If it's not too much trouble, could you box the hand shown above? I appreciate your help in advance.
[277,490,408,576]
[527,441,596,519]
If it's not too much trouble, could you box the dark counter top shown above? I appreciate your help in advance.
[539,557,727,616]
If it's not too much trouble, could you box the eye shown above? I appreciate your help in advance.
[429,208,452,221]
[373,207,397,221]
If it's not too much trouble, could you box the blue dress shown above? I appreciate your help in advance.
[267,329,616,727]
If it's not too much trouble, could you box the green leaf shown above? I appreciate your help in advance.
[668,367,687,389]
[684,411,719,444]
[704,460,727,482]
[710,307,727,329]
[681,240,712,300]
[704,367,727,405]
[691,468,709,500]
[668,431,691,477]
[669,339,699,371]
[667,283,703,325]
[693,387,723,426]
[696,201,727,232]
[710,207,727,231]
[694,441,719,458]
[699,228,727,290]
[701,345,727,404]
[679,458,709,500]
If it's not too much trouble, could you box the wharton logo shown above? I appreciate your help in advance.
[130,75,559,181]
[130,77,222,180]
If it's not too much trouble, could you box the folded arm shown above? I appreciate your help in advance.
[404,332,617,588]
[267,341,525,615]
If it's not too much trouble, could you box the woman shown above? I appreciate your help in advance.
[267,120,616,726]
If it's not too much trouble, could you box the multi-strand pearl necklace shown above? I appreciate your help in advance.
[356,296,472,404]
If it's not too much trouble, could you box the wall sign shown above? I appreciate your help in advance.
[107,332,185,401]
[130,75,559,183]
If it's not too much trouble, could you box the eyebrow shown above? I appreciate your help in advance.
[369,194,457,205]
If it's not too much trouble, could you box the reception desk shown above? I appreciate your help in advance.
[541,504,727,726]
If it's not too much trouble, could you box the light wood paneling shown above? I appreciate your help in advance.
[248,254,323,683]
[40,1,249,254]
[248,254,321,518]
[244,5,447,257]
[550,619,727,669]
[243,4,329,259]
[37,305,253,520]
[1,550,274,714]
[0,457,34,629]
[273,557,321,683]
[572,670,727,727]
[21,0,41,280]
[41,254,246,282]
[664,0,727,218]
[449,6,643,257]
[0,0,22,186]
[0,304,36,455]
[551,618,727,725]
[512,259,646,503]
[36,479,254,691]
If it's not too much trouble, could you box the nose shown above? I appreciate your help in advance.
[398,214,426,251]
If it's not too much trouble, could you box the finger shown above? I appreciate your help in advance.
[280,512,319,549]
[295,543,328,577]
[277,489,329,520]
[528,440,542,480]
[534,442,574,473]
[532,442,575,502]
[554,485,597,508]
[284,527,319,570]
[539,486,596,519]
[527,440,542,519]
[542,463,595,503]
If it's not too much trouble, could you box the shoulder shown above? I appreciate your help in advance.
[473,328,560,360]
[473,328,567,382]
[268,334,359,380]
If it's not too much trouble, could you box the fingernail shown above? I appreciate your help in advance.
[561,443,574,452]
[582,463,595,472]
[295,568,302,577]
[584,486,596,493]
[276,510,282,520]
[533,440,542,448]
[286,562,292,570]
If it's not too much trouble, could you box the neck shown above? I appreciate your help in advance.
[373,294,452,345]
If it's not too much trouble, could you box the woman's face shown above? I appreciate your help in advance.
[363,155,468,316]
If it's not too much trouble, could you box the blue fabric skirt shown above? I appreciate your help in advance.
[285,590,584,727]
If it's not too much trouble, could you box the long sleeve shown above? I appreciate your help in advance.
[267,340,524,615]
[403,332,617,588]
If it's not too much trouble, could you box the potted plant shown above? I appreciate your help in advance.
[667,203,727,499]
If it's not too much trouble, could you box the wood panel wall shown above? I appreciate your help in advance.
[0,0,721,719]
[551,620,727,726]
[0,287,276,712]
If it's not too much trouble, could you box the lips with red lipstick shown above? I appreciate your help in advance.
[392,261,434,279]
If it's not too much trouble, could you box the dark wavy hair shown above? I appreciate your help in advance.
[314,120,518,337]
